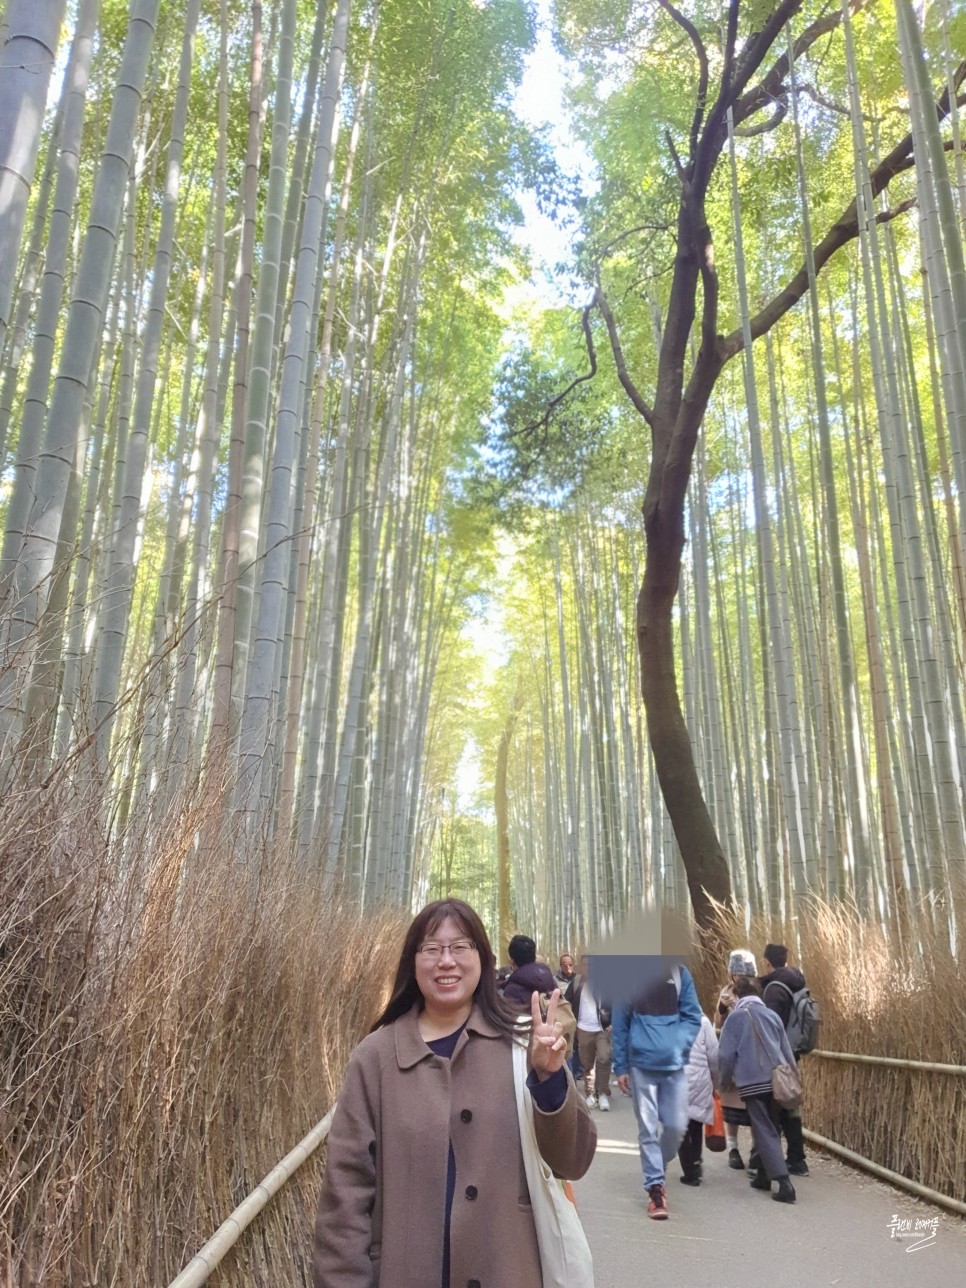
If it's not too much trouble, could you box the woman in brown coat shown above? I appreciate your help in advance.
[312,898,596,1288]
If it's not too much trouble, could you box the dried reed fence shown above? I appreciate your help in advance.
[0,760,406,1287]
[693,900,966,1208]
[4,740,964,1288]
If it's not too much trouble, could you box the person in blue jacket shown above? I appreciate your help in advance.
[613,960,703,1220]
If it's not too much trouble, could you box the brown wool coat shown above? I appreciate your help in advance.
[312,1002,597,1288]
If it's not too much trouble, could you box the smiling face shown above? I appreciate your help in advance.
[413,915,482,1018]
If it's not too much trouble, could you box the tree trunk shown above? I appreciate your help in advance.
[637,525,732,929]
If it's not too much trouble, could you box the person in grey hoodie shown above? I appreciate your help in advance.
[717,975,798,1204]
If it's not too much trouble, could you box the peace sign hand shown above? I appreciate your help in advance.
[530,988,568,1080]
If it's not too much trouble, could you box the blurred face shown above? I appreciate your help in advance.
[414,915,481,1015]
[560,955,574,977]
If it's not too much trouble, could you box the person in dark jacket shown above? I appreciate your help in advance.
[760,942,809,1176]
[718,975,797,1205]
[502,934,557,1007]
[555,953,576,988]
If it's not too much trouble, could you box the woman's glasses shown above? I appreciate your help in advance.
[416,939,477,960]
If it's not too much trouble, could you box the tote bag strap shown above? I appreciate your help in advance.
[512,1021,595,1288]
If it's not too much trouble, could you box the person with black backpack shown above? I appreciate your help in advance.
[760,943,820,1177]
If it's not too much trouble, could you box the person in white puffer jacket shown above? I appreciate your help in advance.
[677,1014,719,1185]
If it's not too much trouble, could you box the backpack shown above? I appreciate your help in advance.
[765,979,820,1055]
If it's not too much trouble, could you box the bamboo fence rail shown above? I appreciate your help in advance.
[812,1049,966,1075]
[166,1108,335,1288]
[802,1128,966,1217]
[163,1050,966,1286]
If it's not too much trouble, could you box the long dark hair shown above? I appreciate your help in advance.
[371,899,523,1039]
[733,975,762,999]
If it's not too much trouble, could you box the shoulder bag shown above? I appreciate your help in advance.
[748,1009,802,1110]
[512,1033,595,1288]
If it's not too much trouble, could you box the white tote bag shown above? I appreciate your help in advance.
[512,1037,595,1288]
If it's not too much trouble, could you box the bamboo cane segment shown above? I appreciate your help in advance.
[812,1050,966,1074]
[166,1107,335,1288]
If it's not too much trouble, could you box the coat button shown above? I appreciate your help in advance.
[460,1109,472,1122]
[465,1185,478,1200]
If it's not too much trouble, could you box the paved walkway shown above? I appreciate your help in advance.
[573,1091,966,1287]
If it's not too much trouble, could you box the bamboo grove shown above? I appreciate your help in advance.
[0,0,964,954]
[0,0,537,907]
[491,0,966,950]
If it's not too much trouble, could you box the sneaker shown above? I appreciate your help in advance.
[728,1148,744,1170]
[647,1184,669,1219]
[585,1093,596,1109]
[749,1170,772,1191]
[598,1094,610,1111]
[787,1161,809,1176]
[679,1174,701,1186]
[773,1177,797,1203]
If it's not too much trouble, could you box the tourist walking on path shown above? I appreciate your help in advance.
[556,952,582,1078]
[760,942,810,1176]
[715,949,758,1171]
[312,898,596,1287]
[612,960,703,1220]
[502,933,557,1006]
[677,1012,719,1186]
[717,975,798,1204]
[566,953,613,1110]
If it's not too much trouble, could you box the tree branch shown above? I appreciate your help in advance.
[692,0,819,196]
[594,222,673,262]
[509,306,599,444]
[706,0,804,141]
[666,129,687,185]
[671,232,724,493]
[719,148,944,362]
[734,92,788,136]
[877,197,917,223]
[733,2,866,130]
[656,0,709,160]
[796,82,850,117]
[594,285,656,429]
[721,0,740,93]
[721,54,966,359]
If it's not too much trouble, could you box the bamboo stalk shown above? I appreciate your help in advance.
[802,1128,966,1217]
[166,1108,335,1288]
[812,1050,966,1074]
